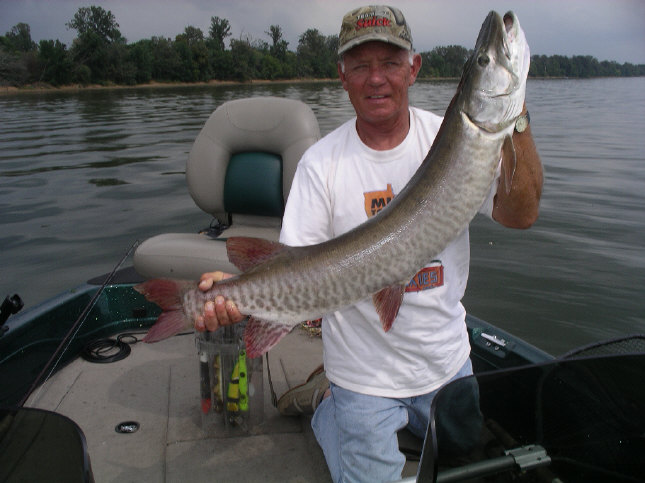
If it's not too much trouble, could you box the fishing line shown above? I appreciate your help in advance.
[19,240,140,407]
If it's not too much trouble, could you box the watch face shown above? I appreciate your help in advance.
[516,115,528,132]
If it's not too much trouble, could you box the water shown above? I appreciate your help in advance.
[1,78,644,355]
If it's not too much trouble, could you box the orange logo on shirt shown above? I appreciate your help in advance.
[364,183,395,218]
[405,263,444,292]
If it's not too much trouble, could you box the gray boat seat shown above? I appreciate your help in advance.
[133,96,321,280]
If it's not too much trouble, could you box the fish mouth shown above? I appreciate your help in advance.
[472,11,521,97]
[462,110,515,134]
[502,12,514,60]
[461,11,526,131]
[462,111,495,133]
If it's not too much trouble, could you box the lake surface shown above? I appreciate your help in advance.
[1,77,644,355]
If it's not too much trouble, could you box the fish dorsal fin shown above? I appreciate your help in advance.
[502,134,517,195]
[372,283,406,332]
[226,236,287,272]
[244,317,293,358]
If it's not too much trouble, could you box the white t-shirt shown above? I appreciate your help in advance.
[280,107,498,398]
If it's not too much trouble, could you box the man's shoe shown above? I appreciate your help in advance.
[277,365,329,416]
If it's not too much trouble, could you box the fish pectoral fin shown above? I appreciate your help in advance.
[143,310,192,343]
[502,134,517,195]
[226,237,288,272]
[372,284,406,332]
[244,317,293,358]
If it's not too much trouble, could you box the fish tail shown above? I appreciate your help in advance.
[134,279,194,342]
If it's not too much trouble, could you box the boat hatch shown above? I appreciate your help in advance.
[408,351,645,482]
[0,407,94,482]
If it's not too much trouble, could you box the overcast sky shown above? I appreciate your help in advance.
[1,0,644,64]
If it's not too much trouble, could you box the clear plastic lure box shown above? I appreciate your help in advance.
[195,321,263,433]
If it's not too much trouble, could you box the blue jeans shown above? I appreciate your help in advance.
[311,359,475,483]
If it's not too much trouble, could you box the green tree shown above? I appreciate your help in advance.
[259,53,281,79]
[148,36,182,81]
[66,6,125,83]
[229,38,262,81]
[599,60,620,77]
[528,54,644,78]
[173,40,195,82]
[38,39,73,85]
[4,23,37,52]
[528,55,546,77]
[208,16,231,51]
[105,42,136,84]
[280,50,298,79]
[548,55,566,77]
[70,31,107,82]
[175,26,210,81]
[266,24,288,60]
[127,40,153,83]
[66,6,123,44]
[178,26,204,46]
[426,45,469,77]
[0,48,28,85]
[297,29,338,78]
[209,48,234,80]
[419,50,445,77]
[0,22,39,85]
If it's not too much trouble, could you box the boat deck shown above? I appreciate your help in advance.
[24,327,418,482]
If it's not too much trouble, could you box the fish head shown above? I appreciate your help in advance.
[460,11,529,133]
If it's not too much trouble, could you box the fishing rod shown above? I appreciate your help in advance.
[18,240,139,407]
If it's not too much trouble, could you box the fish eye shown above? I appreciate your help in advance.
[477,53,490,67]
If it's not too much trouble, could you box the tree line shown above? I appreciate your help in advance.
[1,6,643,88]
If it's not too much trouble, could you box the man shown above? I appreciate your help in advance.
[196,6,542,482]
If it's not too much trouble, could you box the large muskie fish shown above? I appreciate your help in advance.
[136,11,528,358]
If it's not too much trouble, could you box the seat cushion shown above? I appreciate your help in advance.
[187,97,321,219]
[224,152,283,217]
[133,224,281,280]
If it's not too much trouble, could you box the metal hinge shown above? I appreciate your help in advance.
[481,332,507,348]
[506,444,551,471]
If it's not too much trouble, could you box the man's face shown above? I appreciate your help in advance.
[339,41,421,127]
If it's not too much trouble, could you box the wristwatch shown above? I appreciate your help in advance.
[515,111,530,133]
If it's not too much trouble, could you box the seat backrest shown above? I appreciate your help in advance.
[186,96,321,224]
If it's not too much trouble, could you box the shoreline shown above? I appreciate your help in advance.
[2,75,609,96]
[0,78,339,96]
[0,77,466,96]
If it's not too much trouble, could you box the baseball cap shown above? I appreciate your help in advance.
[338,5,413,55]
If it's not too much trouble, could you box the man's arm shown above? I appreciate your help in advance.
[492,105,543,229]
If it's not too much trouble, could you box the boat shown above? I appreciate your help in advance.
[1,97,644,482]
